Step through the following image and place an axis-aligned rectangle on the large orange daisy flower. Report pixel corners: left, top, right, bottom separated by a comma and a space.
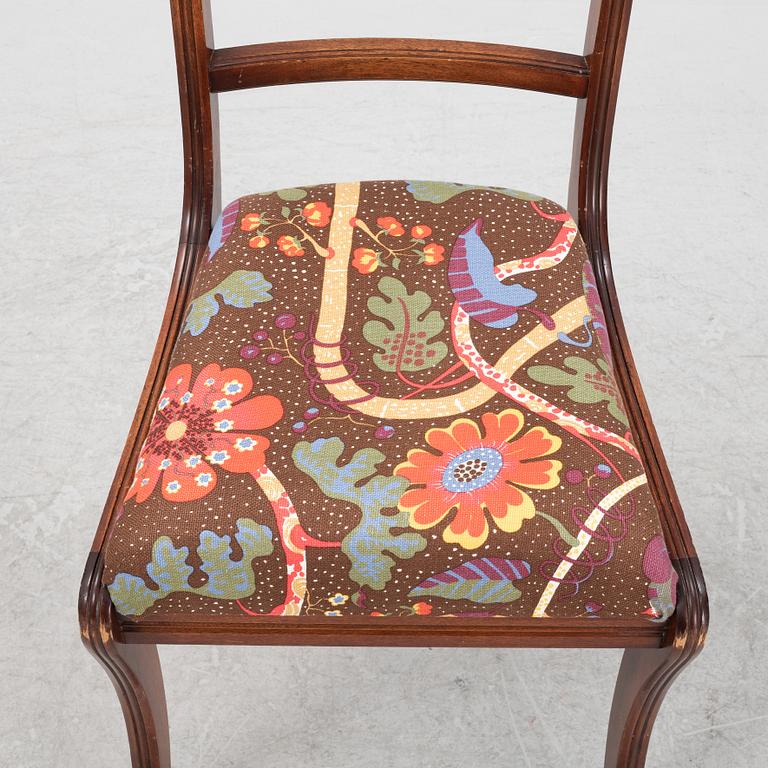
395, 409, 562, 550
125, 363, 283, 503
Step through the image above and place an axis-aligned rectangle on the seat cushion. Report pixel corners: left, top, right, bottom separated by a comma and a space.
103, 180, 677, 622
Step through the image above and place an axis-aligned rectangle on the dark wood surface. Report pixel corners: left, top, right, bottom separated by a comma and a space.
209, 38, 589, 97
120, 615, 666, 649
80, 568, 171, 768
79, 1, 708, 765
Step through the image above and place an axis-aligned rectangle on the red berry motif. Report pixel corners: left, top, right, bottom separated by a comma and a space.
239, 344, 261, 360
374, 425, 395, 439
275, 313, 297, 330
266, 352, 283, 365
565, 468, 584, 485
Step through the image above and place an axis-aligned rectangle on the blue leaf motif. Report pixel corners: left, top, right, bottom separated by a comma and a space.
183, 270, 273, 336
292, 438, 426, 590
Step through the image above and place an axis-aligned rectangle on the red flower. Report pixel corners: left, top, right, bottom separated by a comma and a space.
351, 247, 381, 275
240, 213, 262, 231
395, 409, 562, 549
422, 243, 445, 265
248, 235, 270, 249
126, 363, 283, 503
411, 224, 432, 239
412, 601, 433, 615
277, 235, 305, 258
302, 201, 332, 228
377, 216, 405, 236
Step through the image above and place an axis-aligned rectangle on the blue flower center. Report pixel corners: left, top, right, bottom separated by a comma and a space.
441, 447, 503, 493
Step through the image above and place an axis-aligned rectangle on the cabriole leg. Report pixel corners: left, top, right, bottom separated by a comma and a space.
604, 645, 691, 767
81, 583, 170, 767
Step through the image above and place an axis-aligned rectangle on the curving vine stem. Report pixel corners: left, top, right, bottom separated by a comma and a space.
240, 465, 340, 616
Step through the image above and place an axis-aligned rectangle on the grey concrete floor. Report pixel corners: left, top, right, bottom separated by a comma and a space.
2, 1, 766, 766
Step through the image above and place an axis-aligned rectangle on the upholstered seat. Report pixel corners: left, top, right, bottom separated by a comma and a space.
103, 179, 677, 622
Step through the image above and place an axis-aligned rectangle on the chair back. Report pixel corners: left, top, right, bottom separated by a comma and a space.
170, 0, 634, 274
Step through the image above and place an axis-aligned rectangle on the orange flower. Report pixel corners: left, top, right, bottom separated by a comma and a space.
277, 234, 305, 258
412, 601, 433, 615
248, 235, 270, 249
377, 216, 405, 236
126, 363, 283, 504
395, 409, 562, 550
422, 243, 445, 265
351, 247, 381, 275
302, 201, 332, 228
411, 224, 432, 238
240, 213, 262, 231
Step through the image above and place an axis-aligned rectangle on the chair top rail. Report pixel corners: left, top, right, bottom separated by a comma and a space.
208, 37, 590, 98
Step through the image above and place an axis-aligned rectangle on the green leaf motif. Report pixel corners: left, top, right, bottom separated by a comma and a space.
527, 356, 629, 427
108, 574, 156, 617
648, 578, 676, 622
276, 187, 308, 201
183, 270, 273, 336
146, 539, 193, 593
198, 518, 273, 598
363, 276, 448, 372
292, 437, 426, 591
405, 180, 543, 204
408, 558, 531, 604
107, 518, 274, 616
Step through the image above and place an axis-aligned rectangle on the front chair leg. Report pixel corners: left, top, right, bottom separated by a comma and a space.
80, 577, 170, 768
604, 645, 690, 768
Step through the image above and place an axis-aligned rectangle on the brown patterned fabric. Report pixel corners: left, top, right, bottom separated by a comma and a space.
102, 180, 677, 622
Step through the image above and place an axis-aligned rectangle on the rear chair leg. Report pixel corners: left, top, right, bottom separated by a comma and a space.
81, 578, 170, 768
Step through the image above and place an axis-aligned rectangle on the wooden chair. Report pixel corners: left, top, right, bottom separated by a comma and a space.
79, 1, 708, 766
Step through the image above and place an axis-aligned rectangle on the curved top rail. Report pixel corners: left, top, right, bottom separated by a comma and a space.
208, 37, 590, 98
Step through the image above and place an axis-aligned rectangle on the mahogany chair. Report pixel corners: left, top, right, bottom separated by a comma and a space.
79, 1, 708, 766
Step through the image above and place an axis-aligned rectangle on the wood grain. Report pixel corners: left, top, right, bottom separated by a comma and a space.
209, 38, 590, 97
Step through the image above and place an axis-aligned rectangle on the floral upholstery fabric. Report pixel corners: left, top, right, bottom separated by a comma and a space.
102, 180, 677, 622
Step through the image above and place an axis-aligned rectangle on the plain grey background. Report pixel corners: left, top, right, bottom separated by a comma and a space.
2, 1, 766, 766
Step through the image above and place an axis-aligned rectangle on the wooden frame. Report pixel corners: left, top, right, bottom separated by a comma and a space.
79, 1, 708, 766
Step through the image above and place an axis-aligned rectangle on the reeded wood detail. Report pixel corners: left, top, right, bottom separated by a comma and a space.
209, 38, 590, 97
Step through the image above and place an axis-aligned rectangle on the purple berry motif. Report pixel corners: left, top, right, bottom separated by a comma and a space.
266, 352, 283, 365
275, 313, 297, 330
374, 425, 395, 440
304, 407, 320, 420
293, 331, 306, 341
292, 421, 308, 433
239, 344, 261, 360
252, 330, 268, 342
565, 468, 584, 485
595, 463, 612, 479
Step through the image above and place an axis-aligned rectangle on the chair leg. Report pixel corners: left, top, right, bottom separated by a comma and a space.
95, 641, 171, 768
603, 646, 688, 768
80, 571, 171, 767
